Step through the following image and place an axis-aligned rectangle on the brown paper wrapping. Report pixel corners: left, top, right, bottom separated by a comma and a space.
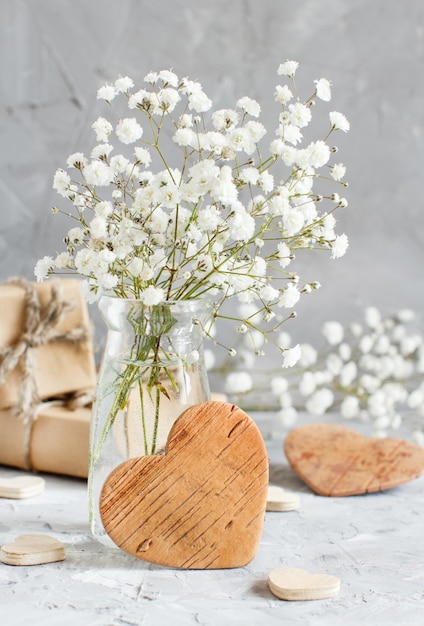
0, 403, 91, 478
0, 279, 97, 411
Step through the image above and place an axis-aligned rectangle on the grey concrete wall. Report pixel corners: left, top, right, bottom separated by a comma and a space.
1, 0, 423, 346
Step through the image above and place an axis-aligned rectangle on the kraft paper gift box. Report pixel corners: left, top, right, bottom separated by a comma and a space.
0, 402, 91, 478
0, 279, 97, 412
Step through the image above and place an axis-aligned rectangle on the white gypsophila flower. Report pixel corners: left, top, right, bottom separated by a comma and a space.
288, 102, 312, 128
110, 154, 130, 174
211, 108, 240, 131
277, 407, 298, 428
139, 285, 165, 306
274, 84, 293, 104
115, 76, 134, 92
278, 283, 300, 309
326, 353, 343, 376
277, 242, 293, 268
400, 334, 422, 356
134, 147, 152, 166
157, 87, 181, 112
225, 371, 253, 394
329, 111, 350, 132
53, 169, 71, 197
239, 166, 260, 185
54, 251, 73, 269
282, 208, 305, 236
339, 361, 357, 387
245, 120, 267, 143
314, 78, 332, 101
331, 233, 349, 259
67, 226, 85, 244
282, 344, 301, 368
299, 372, 316, 396
34, 256, 54, 281
116, 118, 143, 144
298, 343, 318, 368
258, 171, 274, 193
330, 163, 347, 181
95, 201, 113, 218
66, 153, 88, 169
178, 113, 193, 128
237, 96, 261, 118
227, 210, 255, 241
97, 84, 116, 101
271, 376, 289, 395
188, 89, 212, 113
89, 216, 108, 239
158, 69, 179, 87
359, 335, 374, 354
322, 321, 344, 345
340, 395, 360, 419
91, 143, 113, 159
260, 283, 279, 302
305, 388, 334, 415
277, 60, 299, 77
297, 140, 330, 169
92, 117, 113, 142
277, 391, 293, 409
83, 161, 114, 187
364, 306, 382, 329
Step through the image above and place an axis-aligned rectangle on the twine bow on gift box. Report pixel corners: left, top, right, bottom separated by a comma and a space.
0, 277, 91, 423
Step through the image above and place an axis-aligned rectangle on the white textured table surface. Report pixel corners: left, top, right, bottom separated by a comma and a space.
1, 414, 424, 626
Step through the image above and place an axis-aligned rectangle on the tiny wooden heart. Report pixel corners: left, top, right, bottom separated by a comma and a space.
100, 401, 269, 569
268, 566, 340, 601
0, 476, 45, 499
266, 485, 300, 511
284, 423, 424, 496
1, 534, 65, 566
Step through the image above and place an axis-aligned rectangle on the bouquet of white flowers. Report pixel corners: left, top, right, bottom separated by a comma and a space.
36, 60, 349, 369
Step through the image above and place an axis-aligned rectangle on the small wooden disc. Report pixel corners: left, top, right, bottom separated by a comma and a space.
268, 566, 341, 601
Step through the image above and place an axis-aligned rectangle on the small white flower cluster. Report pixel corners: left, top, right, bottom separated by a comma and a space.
36, 62, 349, 366
219, 306, 424, 444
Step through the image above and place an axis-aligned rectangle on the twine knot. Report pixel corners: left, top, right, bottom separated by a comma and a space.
0, 277, 91, 422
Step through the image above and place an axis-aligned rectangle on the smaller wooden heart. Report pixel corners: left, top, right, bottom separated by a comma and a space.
0, 476, 45, 499
268, 566, 340, 601
1, 534, 65, 566
266, 485, 300, 511
100, 401, 269, 569
284, 423, 424, 496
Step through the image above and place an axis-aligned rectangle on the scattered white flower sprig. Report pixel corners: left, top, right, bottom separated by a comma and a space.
215, 306, 424, 444
35, 61, 349, 365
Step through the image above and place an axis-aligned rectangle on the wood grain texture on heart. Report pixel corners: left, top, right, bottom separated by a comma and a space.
100, 401, 269, 569
1, 534, 65, 566
284, 423, 424, 496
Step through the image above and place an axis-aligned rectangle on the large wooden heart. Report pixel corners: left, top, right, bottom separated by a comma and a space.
100, 401, 269, 569
284, 423, 424, 496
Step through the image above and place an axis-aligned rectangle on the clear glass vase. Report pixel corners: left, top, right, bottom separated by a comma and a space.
88, 296, 212, 546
